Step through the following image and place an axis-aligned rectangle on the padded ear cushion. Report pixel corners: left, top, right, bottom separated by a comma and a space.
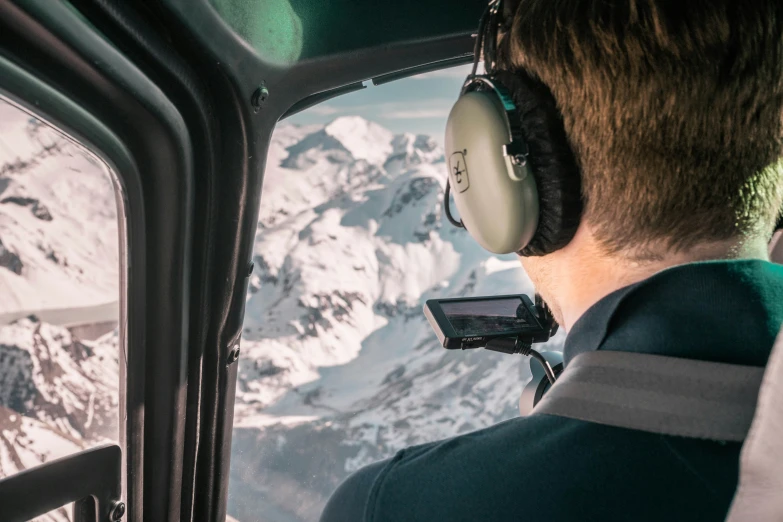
492, 69, 583, 256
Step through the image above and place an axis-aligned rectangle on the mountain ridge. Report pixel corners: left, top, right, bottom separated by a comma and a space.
228, 116, 561, 521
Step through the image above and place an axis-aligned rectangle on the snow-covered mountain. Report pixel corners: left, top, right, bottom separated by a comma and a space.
0, 100, 119, 317
0, 319, 118, 471
0, 319, 118, 522
228, 116, 563, 522
0, 99, 120, 522
0, 101, 562, 522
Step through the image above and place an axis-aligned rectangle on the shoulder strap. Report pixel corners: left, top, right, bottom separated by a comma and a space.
532, 350, 764, 441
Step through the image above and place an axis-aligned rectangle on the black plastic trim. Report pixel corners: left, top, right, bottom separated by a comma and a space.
281, 53, 475, 119
271, 34, 476, 119
0, 0, 195, 520
371, 54, 473, 86
0, 50, 138, 518
281, 81, 367, 120
0, 445, 122, 522
63, 2, 223, 519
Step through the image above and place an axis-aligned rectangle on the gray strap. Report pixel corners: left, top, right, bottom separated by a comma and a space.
532, 351, 764, 441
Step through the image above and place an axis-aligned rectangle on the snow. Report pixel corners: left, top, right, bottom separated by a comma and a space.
228, 115, 562, 522
0, 318, 119, 443
0, 99, 119, 316
323, 116, 394, 165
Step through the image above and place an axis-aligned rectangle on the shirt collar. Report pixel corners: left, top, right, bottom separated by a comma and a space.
563, 260, 783, 367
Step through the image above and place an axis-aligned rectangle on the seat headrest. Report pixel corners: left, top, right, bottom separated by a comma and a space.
725, 326, 783, 521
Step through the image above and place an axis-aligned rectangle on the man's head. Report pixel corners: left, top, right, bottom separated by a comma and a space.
497, 0, 783, 328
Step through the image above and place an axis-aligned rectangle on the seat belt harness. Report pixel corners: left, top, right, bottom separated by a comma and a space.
532, 350, 764, 441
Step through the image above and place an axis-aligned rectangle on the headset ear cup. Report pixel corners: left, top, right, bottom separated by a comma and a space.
493, 70, 583, 256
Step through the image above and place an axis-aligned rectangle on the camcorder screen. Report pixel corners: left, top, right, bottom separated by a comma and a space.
441, 297, 533, 336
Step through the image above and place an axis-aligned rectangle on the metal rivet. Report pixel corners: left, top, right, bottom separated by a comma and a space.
228, 345, 241, 364
108, 501, 125, 521
251, 83, 269, 113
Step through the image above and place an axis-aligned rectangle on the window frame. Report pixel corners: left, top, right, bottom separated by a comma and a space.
0, 53, 130, 522
0, 1, 195, 520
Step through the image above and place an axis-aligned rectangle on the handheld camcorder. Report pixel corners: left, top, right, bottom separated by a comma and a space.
424, 294, 562, 411
424, 294, 551, 350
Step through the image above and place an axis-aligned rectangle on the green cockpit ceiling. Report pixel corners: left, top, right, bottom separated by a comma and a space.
208, 0, 487, 66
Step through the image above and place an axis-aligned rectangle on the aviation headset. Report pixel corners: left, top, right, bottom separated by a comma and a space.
444, 0, 583, 256
446, 0, 783, 253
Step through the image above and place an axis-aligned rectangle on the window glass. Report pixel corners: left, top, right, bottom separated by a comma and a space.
228, 65, 564, 521
29, 504, 74, 522
0, 98, 121, 515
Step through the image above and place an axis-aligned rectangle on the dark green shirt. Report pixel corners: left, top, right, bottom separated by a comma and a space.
321, 260, 783, 522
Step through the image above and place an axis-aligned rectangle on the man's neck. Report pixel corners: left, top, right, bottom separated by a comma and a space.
554, 228, 770, 331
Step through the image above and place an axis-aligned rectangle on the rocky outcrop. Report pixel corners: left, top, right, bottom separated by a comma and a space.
0, 238, 23, 275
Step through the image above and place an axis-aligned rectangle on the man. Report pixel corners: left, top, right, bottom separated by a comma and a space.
321, 1, 783, 520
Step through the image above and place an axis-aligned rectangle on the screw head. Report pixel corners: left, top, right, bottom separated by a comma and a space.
511, 154, 527, 167
251, 84, 269, 113
108, 501, 125, 521
228, 345, 241, 364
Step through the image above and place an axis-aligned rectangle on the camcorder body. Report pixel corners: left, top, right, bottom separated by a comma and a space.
424, 294, 546, 350
424, 294, 562, 412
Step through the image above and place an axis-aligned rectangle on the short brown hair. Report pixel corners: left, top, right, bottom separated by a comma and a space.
499, 0, 783, 256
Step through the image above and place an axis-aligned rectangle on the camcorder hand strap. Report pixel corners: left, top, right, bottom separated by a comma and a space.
532, 350, 764, 442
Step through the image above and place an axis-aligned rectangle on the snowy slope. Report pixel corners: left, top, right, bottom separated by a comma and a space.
0, 320, 118, 522
228, 117, 563, 522
0, 319, 118, 486
0, 99, 120, 522
0, 100, 119, 316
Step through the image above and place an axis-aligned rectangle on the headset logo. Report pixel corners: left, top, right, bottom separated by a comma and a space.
449, 150, 470, 193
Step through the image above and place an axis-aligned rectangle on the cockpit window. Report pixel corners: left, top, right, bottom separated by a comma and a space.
0, 97, 123, 520
227, 66, 564, 522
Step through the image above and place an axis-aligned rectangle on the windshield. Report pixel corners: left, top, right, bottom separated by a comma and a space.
227, 65, 564, 522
